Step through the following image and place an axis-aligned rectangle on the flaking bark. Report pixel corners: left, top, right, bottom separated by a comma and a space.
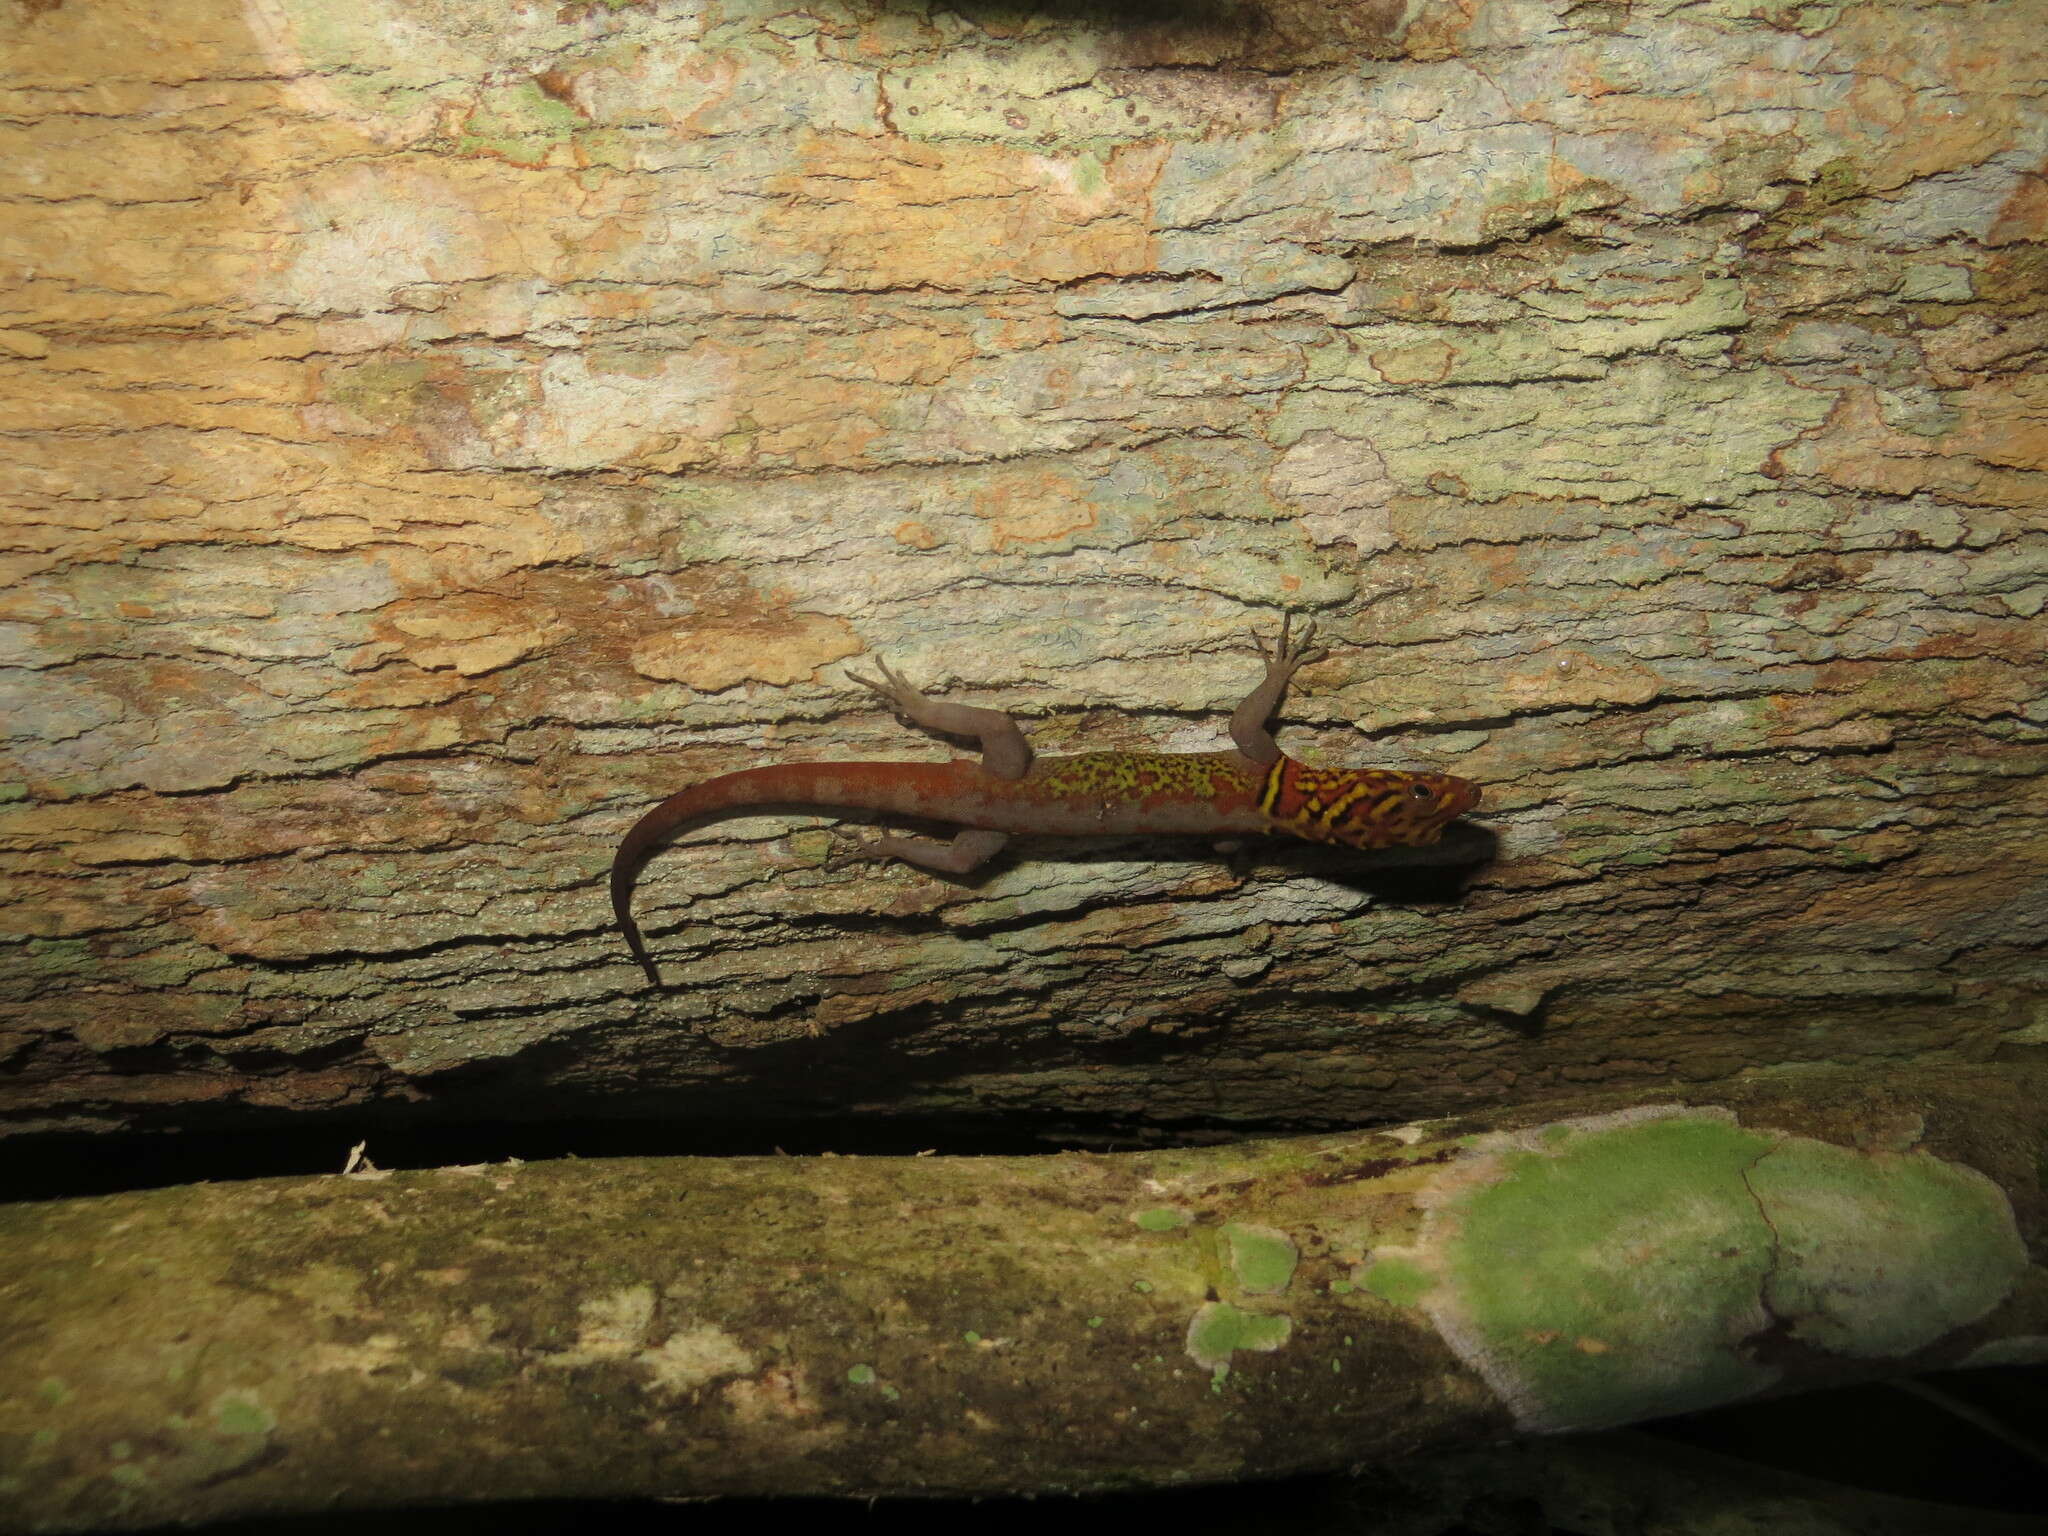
3, 0, 2047, 1138
4, 0, 2048, 1137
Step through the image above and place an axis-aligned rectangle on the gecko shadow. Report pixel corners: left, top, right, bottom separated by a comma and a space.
828, 811, 1499, 905
140, 816, 1497, 1163
594, 815, 1502, 1106
1256, 817, 1499, 903
871, 0, 1421, 73
879, 0, 1244, 29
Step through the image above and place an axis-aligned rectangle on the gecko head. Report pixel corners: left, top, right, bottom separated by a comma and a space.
1283, 767, 1482, 850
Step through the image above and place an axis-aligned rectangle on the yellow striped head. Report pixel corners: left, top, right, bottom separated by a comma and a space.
1258, 757, 1481, 849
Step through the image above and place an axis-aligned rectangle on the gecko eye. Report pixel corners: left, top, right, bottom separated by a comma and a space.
1409, 783, 1432, 799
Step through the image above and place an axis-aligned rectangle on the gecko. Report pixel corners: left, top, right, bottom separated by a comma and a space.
611, 617, 1482, 987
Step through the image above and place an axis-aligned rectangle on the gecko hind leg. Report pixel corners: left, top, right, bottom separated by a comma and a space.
1229, 613, 1329, 766
847, 657, 1033, 780
826, 828, 1010, 875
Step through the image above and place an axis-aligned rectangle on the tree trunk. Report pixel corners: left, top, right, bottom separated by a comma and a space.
3, 0, 2045, 1136
4, 1064, 2045, 1531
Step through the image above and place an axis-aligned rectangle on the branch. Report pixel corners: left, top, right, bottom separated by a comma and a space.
4, 1064, 2044, 1530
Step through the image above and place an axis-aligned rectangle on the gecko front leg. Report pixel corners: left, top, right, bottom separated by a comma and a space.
1229, 614, 1329, 766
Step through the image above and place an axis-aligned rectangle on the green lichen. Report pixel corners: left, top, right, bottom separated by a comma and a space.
1747, 1139, 2027, 1357
356, 862, 401, 897
788, 830, 837, 865
1220, 1223, 1298, 1296
211, 1390, 276, 1437
1359, 1256, 1433, 1308
122, 950, 230, 992
1318, 361, 1834, 505
455, 80, 585, 164
1184, 1300, 1292, 1375
1433, 1113, 1783, 1429
1810, 157, 1867, 206
1396, 1108, 2033, 1433
1132, 1207, 1189, 1232
24, 939, 95, 979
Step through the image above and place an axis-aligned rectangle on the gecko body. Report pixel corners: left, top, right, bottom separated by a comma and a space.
612, 619, 1481, 986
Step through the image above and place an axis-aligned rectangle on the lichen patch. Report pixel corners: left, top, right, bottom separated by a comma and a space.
1378, 1107, 2031, 1432
637, 1325, 756, 1396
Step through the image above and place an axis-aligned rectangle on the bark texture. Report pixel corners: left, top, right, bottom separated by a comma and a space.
3, 1066, 2045, 1531
2, 0, 2046, 1133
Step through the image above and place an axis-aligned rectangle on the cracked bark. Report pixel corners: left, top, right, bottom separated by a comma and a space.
2, 1064, 2043, 1531
1, 8, 2044, 1143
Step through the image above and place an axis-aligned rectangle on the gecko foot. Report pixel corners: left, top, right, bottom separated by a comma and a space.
846, 657, 927, 718
1257, 613, 1328, 683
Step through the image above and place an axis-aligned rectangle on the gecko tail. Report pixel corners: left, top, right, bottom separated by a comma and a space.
618, 909, 664, 989
610, 780, 732, 991
610, 832, 667, 988
611, 782, 723, 991
608, 764, 879, 990
609, 759, 979, 989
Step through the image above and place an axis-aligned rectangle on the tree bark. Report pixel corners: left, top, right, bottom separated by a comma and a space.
1, 6, 2044, 1136
4, 1064, 2044, 1530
